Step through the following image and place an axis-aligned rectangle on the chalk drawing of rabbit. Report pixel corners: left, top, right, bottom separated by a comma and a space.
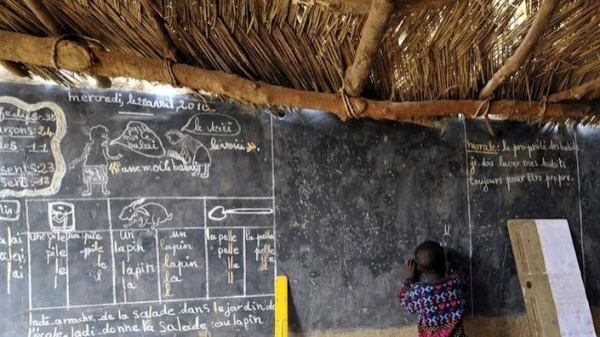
119, 199, 173, 229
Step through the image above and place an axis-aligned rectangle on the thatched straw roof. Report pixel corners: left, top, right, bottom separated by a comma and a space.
0, 0, 599, 124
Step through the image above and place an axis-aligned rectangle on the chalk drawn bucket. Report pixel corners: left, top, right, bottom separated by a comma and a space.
48, 202, 75, 233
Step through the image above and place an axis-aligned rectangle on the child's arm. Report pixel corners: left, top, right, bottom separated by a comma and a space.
69, 144, 91, 168
445, 248, 469, 289
103, 145, 122, 161
397, 259, 418, 313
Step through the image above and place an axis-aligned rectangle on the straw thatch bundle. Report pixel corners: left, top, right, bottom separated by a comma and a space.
0, 0, 599, 124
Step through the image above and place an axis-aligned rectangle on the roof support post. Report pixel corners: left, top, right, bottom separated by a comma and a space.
479, 0, 557, 100
343, 0, 394, 97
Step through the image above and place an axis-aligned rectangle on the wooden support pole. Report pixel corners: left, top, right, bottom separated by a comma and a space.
549, 78, 600, 103
22, 0, 112, 88
343, 0, 394, 97
294, 0, 454, 15
0, 60, 29, 78
0, 30, 597, 123
141, 0, 179, 61
479, 0, 557, 99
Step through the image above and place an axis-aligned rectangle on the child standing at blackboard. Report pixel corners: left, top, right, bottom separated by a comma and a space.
398, 241, 468, 337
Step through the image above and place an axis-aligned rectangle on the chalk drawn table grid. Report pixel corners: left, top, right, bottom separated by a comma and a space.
24, 196, 276, 312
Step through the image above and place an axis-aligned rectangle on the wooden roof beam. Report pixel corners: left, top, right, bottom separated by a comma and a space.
549, 78, 600, 103
0, 29, 597, 124
296, 0, 455, 15
343, 0, 394, 97
22, 0, 112, 88
479, 0, 558, 100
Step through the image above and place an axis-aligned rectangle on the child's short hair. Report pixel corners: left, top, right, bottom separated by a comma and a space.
414, 241, 445, 275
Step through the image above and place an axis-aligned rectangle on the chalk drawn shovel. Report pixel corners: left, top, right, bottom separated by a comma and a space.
208, 206, 273, 221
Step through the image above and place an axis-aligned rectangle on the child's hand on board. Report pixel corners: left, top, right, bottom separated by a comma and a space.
404, 259, 418, 281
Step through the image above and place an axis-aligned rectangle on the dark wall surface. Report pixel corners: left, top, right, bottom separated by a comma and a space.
0, 83, 598, 336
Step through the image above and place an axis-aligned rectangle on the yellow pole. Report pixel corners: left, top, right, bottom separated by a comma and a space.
275, 275, 288, 337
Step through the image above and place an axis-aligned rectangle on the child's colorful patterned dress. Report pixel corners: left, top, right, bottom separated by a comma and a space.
398, 272, 468, 337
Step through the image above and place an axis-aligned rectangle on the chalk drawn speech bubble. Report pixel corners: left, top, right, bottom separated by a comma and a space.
182, 113, 240, 137
0, 96, 67, 197
110, 121, 166, 158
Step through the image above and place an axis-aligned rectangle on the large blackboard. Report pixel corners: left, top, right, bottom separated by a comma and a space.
0, 83, 275, 337
0, 83, 599, 336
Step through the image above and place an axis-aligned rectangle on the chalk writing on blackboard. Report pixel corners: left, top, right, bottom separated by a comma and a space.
70, 125, 122, 196
467, 139, 578, 192
182, 113, 241, 137
67, 91, 215, 114
0, 200, 20, 221
0, 223, 26, 295
111, 121, 166, 158
27, 299, 273, 335
119, 198, 173, 229
0, 97, 66, 197
126, 94, 174, 110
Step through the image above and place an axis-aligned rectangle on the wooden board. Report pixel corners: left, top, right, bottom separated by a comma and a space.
508, 219, 595, 336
